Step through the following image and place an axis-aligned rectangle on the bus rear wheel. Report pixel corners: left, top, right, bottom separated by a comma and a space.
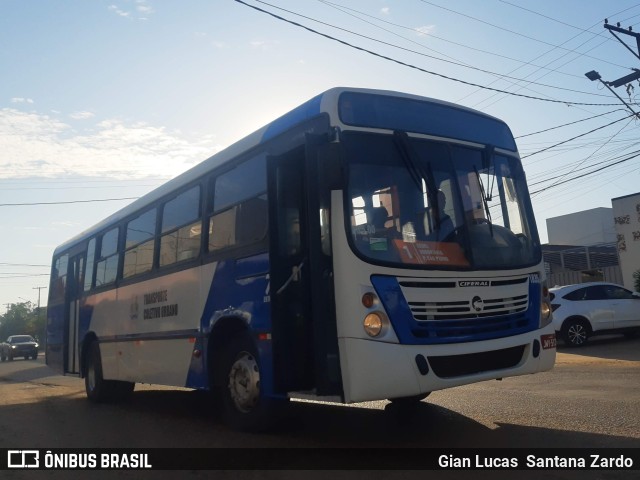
221, 335, 284, 432
85, 341, 134, 403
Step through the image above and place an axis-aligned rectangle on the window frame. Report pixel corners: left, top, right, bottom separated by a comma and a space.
159, 184, 204, 268
123, 208, 158, 280
95, 227, 121, 288
206, 154, 269, 256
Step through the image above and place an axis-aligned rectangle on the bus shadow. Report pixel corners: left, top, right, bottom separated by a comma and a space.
1, 386, 639, 452
111, 389, 640, 449
279, 400, 640, 448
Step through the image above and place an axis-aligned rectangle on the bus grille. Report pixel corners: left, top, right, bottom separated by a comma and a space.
411, 312, 530, 339
428, 345, 526, 378
409, 294, 528, 320
397, 275, 533, 341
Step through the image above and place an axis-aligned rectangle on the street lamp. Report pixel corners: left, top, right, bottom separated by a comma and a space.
585, 70, 640, 119
585, 70, 602, 81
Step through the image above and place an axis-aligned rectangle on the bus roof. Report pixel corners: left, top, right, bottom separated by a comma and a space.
53, 87, 515, 256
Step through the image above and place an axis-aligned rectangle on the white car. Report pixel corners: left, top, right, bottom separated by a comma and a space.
550, 282, 640, 347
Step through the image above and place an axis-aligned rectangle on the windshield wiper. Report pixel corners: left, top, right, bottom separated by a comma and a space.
484, 145, 496, 202
474, 165, 494, 237
393, 130, 440, 218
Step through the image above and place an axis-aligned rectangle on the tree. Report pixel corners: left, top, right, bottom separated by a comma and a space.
634, 269, 640, 293
0, 302, 45, 342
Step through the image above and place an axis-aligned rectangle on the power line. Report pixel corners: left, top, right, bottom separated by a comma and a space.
530, 149, 640, 194
456, 3, 639, 106
515, 109, 625, 138
520, 114, 636, 159
0, 274, 50, 279
498, 0, 622, 39
529, 133, 639, 187
523, 138, 640, 168
472, 36, 611, 110
235, 0, 627, 107
317, 0, 613, 112
0, 263, 49, 267
0, 184, 159, 191
253, 0, 610, 98
316, 0, 585, 80
0, 197, 139, 207
538, 117, 636, 190
418, 0, 628, 69
530, 151, 639, 188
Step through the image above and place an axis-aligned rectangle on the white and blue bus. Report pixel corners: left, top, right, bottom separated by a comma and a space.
46, 87, 556, 430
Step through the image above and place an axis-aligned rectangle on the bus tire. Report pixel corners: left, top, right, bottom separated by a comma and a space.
385, 393, 430, 421
388, 393, 430, 404
85, 341, 135, 403
221, 335, 282, 432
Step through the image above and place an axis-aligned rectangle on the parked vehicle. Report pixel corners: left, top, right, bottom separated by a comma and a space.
550, 282, 640, 347
0, 335, 39, 361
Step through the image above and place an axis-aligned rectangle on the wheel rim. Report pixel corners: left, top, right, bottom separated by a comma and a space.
87, 361, 96, 393
567, 323, 587, 345
228, 351, 260, 413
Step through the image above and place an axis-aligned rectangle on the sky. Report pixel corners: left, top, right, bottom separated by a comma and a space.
2, 0, 640, 310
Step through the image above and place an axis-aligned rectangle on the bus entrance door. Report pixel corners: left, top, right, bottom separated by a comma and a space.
268, 149, 315, 393
64, 254, 83, 374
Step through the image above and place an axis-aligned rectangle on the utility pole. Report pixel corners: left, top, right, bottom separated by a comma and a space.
33, 286, 46, 311
33, 286, 47, 345
584, 19, 640, 117
604, 19, 640, 62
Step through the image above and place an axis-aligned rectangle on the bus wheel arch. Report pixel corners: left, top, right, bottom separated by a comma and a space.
80, 332, 99, 379
207, 316, 249, 390
83, 337, 134, 403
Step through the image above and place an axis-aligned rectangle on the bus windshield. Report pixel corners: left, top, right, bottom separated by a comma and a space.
345, 131, 540, 270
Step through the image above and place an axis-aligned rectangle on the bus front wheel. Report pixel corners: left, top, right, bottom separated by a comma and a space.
385, 393, 430, 420
85, 341, 134, 403
221, 335, 284, 432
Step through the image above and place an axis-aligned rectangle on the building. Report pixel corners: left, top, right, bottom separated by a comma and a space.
611, 192, 640, 291
546, 207, 616, 246
544, 207, 622, 288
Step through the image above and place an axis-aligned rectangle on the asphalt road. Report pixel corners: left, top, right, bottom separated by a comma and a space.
0, 334, 638, 480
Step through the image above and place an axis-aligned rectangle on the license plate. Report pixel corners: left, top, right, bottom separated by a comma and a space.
541, 334, 556, 349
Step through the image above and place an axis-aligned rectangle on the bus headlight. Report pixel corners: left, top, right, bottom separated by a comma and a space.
540, 283, 552, 328
363, 311, 389, 337
541, 300, 552, 325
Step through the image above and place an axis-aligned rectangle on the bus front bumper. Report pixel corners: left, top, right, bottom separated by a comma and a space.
338, 325, 556, 403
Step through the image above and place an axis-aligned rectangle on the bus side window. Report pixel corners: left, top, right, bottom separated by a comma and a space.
207, 155, 267, 253
49, 254, 69, 305
123, 209, 157, 279
208, 194, 268, 251
95, 227, 120, 287
160, 186, 202, 266
84, 238, 96, 292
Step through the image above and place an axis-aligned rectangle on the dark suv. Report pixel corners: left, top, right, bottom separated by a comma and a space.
1, 335, 39, 361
